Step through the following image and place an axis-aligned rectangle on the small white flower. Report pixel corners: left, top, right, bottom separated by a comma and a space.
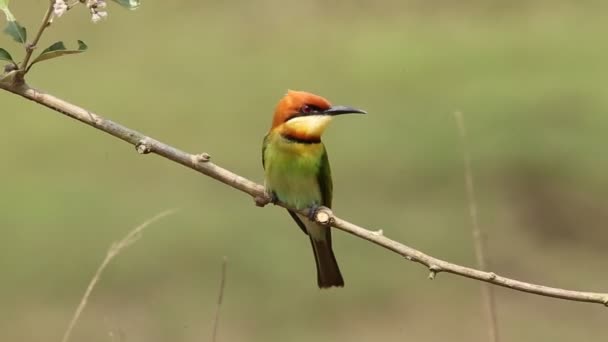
86, 0, 106, 9
87, 0, 109, 23
91, 11, 107, 23
53, 0, 68, 17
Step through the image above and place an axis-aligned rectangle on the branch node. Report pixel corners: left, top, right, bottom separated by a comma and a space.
488, 272, 497, 280
135, 140, 152, 154
428, 265, 442, 280
25, 43, 36, 53
314, 207, 333, 226
254, 195, 271, 207
195, 152, 211, 162
603, 297, 608, 307
373, 229, 384, 236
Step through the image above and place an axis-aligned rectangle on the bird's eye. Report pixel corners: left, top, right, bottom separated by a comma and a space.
300, 105, 312, 114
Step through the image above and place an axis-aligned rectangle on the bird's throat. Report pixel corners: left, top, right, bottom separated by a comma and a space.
280, 115, 332, 142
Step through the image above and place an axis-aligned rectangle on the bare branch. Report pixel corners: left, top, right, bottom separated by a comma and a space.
60, 209, 178, 342
211, 257, 228, 342
2, 79, 608, 307
454, 111, 500, 342
20, 0, 55, 77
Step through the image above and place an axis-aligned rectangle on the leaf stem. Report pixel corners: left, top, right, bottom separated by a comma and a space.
67, 1, 81, 11
20, 0, 55, 76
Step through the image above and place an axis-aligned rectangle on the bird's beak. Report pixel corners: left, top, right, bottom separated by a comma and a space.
322, 105, 367, 116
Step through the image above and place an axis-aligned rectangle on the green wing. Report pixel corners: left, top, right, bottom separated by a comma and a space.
317, 145, 333, 208
286, 146, 332, 236
262, 133, 269, 170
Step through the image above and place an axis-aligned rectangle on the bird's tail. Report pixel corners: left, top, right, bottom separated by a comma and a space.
309, 236, 344, 288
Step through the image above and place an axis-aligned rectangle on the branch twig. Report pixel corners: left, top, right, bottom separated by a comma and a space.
1, 79, 608, 307
211, 257, 228, 342
60, 209, 178, 342
20, 0, 55, 75
454, 112, 500, 342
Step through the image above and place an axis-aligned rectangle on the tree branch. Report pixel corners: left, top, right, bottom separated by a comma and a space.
1, 76, 607, 307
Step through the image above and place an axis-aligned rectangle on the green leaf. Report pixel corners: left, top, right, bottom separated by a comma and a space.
111, 0, 140, 10
0, 47, 14, 63
28, 40, 88, 69
3, 20, 26, 43
1, 2, 27, 44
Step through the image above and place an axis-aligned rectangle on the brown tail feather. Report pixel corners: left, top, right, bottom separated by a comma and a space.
309, 237, 344, 288
287, 210, 344, 288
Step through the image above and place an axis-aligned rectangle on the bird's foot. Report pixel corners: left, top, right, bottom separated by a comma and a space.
269, 192, 279, 204
307, 203, 321, 221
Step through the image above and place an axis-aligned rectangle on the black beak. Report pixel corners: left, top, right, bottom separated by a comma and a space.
322, 105, 367, 116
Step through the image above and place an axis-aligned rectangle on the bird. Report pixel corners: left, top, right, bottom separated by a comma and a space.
262, 90, 366, 288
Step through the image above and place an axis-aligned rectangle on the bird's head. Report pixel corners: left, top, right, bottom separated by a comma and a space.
271, 90, 366, 141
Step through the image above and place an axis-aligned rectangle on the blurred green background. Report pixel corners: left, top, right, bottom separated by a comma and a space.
1, 1, 607, 341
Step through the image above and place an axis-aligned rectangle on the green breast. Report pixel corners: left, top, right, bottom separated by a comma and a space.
263, 133, 330, 210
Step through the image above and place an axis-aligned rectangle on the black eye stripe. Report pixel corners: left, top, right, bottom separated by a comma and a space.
285, 105, 325, 122
300, 104, 323, 115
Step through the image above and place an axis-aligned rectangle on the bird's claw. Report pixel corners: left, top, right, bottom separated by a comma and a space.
269, 192, 279, 205
307, 204, 320, 221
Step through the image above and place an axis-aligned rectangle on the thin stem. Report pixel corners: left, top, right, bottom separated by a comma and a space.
454, 112, 500, 342
211, 257, 228, 342
20, 0, 55, 75
67, 1, 81, 11
60, 209, 178, 342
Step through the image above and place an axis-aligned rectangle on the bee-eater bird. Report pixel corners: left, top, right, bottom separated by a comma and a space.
262, 90, 366, 288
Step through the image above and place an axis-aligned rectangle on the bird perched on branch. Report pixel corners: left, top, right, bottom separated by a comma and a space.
262, 90, 366, 288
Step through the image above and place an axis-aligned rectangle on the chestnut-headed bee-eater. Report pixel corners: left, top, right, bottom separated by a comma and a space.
262, 90, 366, 288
